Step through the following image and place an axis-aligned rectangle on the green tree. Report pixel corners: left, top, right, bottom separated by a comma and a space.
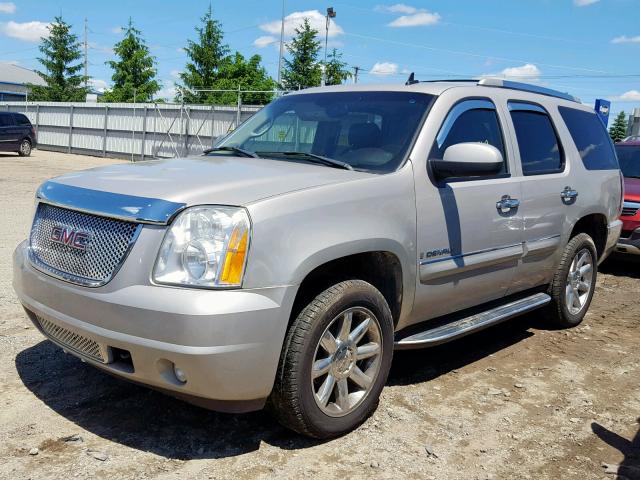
211, 53, 276, 105
324, 48, 351, 86
29, 16, 87, 101
609, 111, 628, 143
176, 5, 229, 104
281, 18, 322, 90
103, 18, 160, 102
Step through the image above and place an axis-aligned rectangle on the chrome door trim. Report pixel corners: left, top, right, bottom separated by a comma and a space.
36, 181, 187, 225
419, 243, 524, 283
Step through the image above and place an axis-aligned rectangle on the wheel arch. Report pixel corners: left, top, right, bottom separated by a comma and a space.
568, 213, 608, 260
289, 247, 406, 329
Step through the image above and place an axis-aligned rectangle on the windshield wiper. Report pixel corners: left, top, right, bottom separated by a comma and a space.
257, 151, 353, 170
203, 146, 260, 158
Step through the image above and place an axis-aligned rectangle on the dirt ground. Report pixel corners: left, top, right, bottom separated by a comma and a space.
0, 149, 638, 480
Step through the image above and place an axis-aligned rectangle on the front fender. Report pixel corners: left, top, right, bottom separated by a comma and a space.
244, 165, 417, 324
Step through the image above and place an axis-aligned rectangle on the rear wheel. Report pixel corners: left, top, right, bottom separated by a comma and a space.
269, 280, 394, 438
546, 233, 597, 328
18, 139, 32, 157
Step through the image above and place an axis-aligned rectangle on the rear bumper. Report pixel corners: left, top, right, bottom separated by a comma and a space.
602, 219, 624, 263
616, 227, 640, 255
12, 241, 295, 412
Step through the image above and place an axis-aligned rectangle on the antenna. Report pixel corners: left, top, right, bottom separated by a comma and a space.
405, 72, 418, 86
83, 17, 88, 90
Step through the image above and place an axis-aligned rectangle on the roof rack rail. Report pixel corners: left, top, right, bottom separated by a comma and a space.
477, 78, 580, 103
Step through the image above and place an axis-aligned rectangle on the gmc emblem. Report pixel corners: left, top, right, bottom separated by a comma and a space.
50, 225, 92, 251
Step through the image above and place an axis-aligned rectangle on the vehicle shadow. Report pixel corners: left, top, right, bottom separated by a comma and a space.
600, 254, 640, 280
14, 341, 321, 459
15, 313, 541, 459
388, 312, 537, 386
592, 421, 640, 479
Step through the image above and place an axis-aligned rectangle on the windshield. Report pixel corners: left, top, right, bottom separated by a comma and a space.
214, 91, 435, 173
615, 145, 640, 178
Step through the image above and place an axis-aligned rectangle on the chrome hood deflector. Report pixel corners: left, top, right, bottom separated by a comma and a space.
37, 181, 186, 225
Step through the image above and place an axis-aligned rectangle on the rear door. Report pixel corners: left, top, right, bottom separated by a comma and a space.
504, 101, 578, 292
0, 113, 16, 151
412, 97, 524, 321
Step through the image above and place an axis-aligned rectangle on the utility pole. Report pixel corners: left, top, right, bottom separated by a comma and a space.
276, 0, 285, 90
83, 17, 88, 90
322, 7, 336, 86
353, 66, 361, 84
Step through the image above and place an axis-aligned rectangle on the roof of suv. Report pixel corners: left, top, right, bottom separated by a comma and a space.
291, 78, 584, 106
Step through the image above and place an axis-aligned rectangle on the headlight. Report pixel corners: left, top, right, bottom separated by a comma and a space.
153, 206, 251, 288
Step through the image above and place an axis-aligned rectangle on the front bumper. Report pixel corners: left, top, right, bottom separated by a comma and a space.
13, 241, 295, 412
616, 227, 640, 255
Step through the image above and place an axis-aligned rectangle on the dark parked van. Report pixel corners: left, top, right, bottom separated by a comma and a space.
0, 112, 37, 156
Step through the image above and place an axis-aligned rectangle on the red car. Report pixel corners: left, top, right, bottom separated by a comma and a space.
615, 137, 640, 255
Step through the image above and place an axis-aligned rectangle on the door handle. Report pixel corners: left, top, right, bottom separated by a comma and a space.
496, 195, 520, 213
561, 186, 579, 203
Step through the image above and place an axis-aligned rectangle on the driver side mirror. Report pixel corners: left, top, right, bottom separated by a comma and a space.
429, 143, 504, 182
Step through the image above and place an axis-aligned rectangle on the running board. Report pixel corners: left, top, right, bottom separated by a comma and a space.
395, 293, 551, 350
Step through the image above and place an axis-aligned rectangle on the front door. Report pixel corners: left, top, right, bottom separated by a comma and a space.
411, 98, 524, 322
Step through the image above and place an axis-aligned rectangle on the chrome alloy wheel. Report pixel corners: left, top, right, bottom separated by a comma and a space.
311, 307, 383, 417
565, 248, 594, 315
20, 139, 31, 156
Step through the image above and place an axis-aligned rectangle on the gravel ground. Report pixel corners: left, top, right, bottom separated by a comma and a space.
0, 149, 638, 480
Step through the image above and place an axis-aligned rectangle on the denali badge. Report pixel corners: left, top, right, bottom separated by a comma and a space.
50, 225, 92, 251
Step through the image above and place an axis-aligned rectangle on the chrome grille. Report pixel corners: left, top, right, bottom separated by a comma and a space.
29, 203, 140, 287
36, 316, 105, 363
621, 207, 639, 217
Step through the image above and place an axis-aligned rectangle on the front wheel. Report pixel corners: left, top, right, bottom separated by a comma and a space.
545, 233, 597, 328
269, 280, 394, 438
18, 139, 32, 157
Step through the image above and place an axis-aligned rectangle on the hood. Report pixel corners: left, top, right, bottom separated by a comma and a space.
49, 156, 371, 207
624, 176, 640, 202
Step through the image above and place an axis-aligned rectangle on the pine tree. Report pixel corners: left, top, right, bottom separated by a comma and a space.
609, 111, 628, 143
103, 19, 160, 102
176, 5, 229, 104
29, 16, 87, 101
213, 53, 276, 105
324, 48, 351, 86
281, 18, 322, 90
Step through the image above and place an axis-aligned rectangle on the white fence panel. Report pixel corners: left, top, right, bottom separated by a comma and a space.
0, 101, 262, 160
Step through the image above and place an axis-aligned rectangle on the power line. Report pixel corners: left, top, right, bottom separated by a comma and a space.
343, 32, 622, 75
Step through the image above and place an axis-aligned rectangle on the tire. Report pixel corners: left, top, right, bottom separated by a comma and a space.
545, 233, 598, 328
18, 139, 32, 157
269, 280, 394, 438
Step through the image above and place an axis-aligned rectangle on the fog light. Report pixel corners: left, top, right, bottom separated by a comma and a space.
173, 365, 187, 383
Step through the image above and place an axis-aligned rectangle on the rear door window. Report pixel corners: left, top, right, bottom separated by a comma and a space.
509, 102, 563, 175
558, 106, 619, 170
0, 113, 15, 127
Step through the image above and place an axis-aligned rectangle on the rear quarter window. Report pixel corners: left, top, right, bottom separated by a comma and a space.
14, 113, 31, 126
558, 106, 619, 170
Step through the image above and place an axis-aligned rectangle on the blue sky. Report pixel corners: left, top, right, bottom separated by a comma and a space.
1, 0, 639, 120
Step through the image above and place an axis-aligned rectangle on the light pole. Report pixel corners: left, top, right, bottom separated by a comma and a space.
322, 7, 336, 86
276, 0, 285, 91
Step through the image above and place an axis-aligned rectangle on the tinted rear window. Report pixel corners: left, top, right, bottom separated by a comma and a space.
615, 145, 640, 178
0, 113, 14, 127
13, 113, 31, 126
558, 107, 618, 170
510, 109, 563, 175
